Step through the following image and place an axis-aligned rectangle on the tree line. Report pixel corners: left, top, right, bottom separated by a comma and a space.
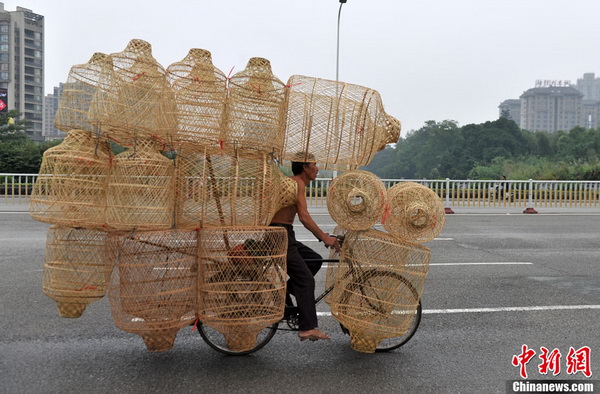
362, 117, 600, 180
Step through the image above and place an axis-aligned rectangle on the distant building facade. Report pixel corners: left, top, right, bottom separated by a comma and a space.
43, 84, 65, 140
499, 74, 600, 132
0, 2, 44, 141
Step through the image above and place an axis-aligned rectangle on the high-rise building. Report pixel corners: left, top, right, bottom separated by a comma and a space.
576, 73, 600, 101
519, 86, 584, 133
498, 99, 521, 127
43, 84, 65, 140
0, 3, 44, 141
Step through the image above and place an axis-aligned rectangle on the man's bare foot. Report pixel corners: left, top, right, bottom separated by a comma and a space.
298, 329, 330, 341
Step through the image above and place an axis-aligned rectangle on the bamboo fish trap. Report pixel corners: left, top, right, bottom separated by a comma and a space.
197, 227, 287, 352
107, 229, 198, 352
328, 229, 430, 353
30, 129, 111, 228
43, 226, 112, 318
383, 182, 446, 243
167, 48, 227, 150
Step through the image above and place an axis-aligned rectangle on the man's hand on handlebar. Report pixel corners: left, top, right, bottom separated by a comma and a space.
322, 233, 341, 253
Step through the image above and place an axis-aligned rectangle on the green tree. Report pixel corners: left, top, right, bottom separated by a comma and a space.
0, 110, 30, 143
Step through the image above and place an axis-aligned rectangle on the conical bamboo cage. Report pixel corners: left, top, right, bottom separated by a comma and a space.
328, 229, 430, 353
174, 147, 279, 229
54, 52, 114, 133
43, 226, 111, 318
91, 39, 176, 145
383, 182, 446, 243
327, 170, 386, 230
30, 129, 111, 228
282, 75, 400, 170
271, 169, 297, 215
197, 227, 287, 352
224, 57, 286, 156
167, 48, 227, 150
105, 137, 175, 230
107, 229, 198, 352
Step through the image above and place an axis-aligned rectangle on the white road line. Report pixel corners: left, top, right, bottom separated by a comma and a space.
317, 305, 600, 317
297, 237, 454, 242
430, 262, 532, 266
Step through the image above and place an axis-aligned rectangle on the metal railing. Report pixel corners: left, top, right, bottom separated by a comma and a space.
3, 173, 600, 210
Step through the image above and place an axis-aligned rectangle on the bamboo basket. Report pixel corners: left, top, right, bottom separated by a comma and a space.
224, 57, 286, 156
167, 48, 227, 150
282, 75, 400, 170
91, 39, 176, 146
107, 229, 198, 352
43, 226, 111, 318
328, 229, 430, 353
271, 171, 297, 215
174, 147, 279, 229
327, 170, 386, 230
54, 52, 114, 133
30, 129, 111, 228
105, 137, 175, 230
383, 182, 446, 243
197, 227, 287, 352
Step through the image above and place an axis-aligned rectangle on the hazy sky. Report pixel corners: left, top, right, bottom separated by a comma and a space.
3, 0, 600, 135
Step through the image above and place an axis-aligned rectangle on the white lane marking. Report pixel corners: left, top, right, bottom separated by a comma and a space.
317, 305, 600, 317
297, 237, 453, 242
430, 262, 532, 266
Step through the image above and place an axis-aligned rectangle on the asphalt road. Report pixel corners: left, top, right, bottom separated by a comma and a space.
1, 209, 599, 394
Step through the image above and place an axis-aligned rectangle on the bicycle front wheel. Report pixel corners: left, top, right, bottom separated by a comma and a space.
197, 322, 279, 356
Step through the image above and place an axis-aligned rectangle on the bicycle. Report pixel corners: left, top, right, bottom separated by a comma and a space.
197, 235, 423, 355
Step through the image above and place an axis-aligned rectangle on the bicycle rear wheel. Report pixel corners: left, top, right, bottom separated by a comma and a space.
374, 300, 421, 352
197, 322, 279, 356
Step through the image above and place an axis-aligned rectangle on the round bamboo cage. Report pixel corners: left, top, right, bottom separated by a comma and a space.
107, 229, 198, 352
54, 52, 114, 133
383, 182, 446, 243
167, 48, 227, 150
105, 137, 175, 230
30, 129, 112, 228
282, 75, 400, 170
328, 229, 431, 353
327, 170, 386, 230
43, 226, 111, 318
197, 226, 287, 352
174, 147, 279, 229
224, 57, 286, 156
92, 39, 176, 145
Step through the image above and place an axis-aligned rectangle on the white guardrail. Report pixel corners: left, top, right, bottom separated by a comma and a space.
2, 174, 600, 210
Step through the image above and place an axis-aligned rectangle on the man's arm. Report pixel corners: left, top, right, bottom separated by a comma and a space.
295, 179, 340, 251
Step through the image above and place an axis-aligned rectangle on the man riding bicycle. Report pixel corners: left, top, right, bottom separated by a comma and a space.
270, 153, 341, 342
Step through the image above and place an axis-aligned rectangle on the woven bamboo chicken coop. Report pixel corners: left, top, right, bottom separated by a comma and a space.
167, 48, 227, 150
224, 57, 286, 156
107, 230, 198, 352
43, 226, 112, 318
282, 75, 400, 170
328, 229, 431, 353
29, 129, 112, 228
174, 147, 279, 229
327, 170, 387, 230
89, 39, 176, 145
197, 227, 287, 352
54, 52, 114, 133
105, 137, 175, 230
383, 182, 446, 243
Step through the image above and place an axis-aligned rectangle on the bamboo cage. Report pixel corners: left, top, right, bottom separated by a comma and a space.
167, 48, 227, 150
174, 147, 279, 229
282, 75, 400, 170
107, 229, 198, 352
328, 229, 430, 353
90, 39, 176, 146
43, 226, 111, 318
30, 129, 112, 228
105, 137, 175, 230
224, 57, 286, 156
327, 170, 387, 230
271, 170, 298, 214
324, 224, 348, 305
54, 52, 114, 133
197, 227, 287, 352
383, 182, 446, 243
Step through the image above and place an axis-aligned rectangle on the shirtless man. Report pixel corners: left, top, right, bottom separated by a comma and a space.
270, 157, 341, 341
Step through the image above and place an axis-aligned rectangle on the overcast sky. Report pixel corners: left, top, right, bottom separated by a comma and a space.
3, 0, 600, 135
